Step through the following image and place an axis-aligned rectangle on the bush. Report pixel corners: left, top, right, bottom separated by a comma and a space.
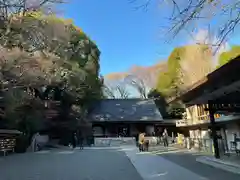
15, 135, 29, 153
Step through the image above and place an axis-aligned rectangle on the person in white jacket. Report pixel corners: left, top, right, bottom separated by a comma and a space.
31, 132, 40, 152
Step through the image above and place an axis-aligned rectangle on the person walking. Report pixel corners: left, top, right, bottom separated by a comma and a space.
163, 129, 169, 147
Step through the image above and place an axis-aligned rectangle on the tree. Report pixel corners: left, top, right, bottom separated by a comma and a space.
0, 47, 61, 132
128, 63, 165, 88
0, 12, 103, 136
103, 83, 130, 99
155, 44, 213, 96
218, 46, 240, 67
148, 89, 169, 118
105, 61, 164, 98
156, 47, 184, 96
178, 45, 214, 89
115, 85, 130, 99
148, 89, 185, 119
124, 75, 148, 99
131, 0, 240, 48
103, 85, 116, 99
0, 0, 64, 20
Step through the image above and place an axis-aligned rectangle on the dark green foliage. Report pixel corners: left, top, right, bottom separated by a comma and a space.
15, 135, 29, 153
156, 47, 185, 96
148, 89, 185, 119
0, 12, 103, 134
148, 89, 168, 118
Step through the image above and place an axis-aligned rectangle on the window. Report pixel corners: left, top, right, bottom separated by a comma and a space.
197, 104, 209, 120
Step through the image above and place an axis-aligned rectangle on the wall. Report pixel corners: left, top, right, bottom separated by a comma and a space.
94, 137, 136, 146
92, 126, 104, 137
36, 135, 49, 146
145, 125, 154, 135
94, 136, 159, 147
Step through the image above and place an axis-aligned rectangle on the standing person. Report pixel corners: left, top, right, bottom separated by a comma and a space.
138, 132, 145, 151
31, 132, 40, 152
79, 131, 84, 150
163, 129, 169, 147
72, 132, 77, 149
145, 140, 149, 151
135, 133, 139, 147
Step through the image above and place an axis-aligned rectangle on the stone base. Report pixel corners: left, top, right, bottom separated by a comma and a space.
94, 137, 136, 147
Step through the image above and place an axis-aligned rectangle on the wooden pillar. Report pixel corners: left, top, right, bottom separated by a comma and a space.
208, 101, 220, 159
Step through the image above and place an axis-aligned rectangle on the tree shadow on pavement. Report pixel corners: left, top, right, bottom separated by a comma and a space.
158, 151, 240, 180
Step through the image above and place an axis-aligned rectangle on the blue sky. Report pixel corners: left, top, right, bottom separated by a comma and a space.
62, 0, 240, 76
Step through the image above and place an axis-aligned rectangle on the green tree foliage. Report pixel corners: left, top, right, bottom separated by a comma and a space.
0, 11, 103, 135
148, 89, 184, 119
156, 47, 185, 96
148, 89, 168, 118
156, 45, 212, 96
218, 46, 240, 67
154, 45, 211, 118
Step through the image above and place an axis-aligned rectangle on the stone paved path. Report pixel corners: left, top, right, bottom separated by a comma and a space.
144, 145, 240, 180
1, 146, 240, 180
0, 148, 143, 180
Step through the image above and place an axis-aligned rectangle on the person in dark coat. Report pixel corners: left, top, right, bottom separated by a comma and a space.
163, 129, 168, 147
72, 132, 77, 149
144, 140, 149, 151
135, 134, 139, 147
78, 131, 84, 150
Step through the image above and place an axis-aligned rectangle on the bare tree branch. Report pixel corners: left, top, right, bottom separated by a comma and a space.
125, 75, 147, 99
131, 0, 240, 48
103, 85, 116, 99
0, 0, 65, 21
116, 85, 130, 99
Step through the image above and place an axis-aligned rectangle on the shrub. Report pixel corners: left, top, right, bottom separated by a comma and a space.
15, 135, 29, 153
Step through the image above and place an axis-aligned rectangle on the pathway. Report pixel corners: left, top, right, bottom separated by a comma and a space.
136, 145, 240, 180
0, 146, 240, 180
0, 148, 142, 180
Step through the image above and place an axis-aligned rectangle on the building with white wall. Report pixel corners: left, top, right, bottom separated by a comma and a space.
168, 57, 240, 157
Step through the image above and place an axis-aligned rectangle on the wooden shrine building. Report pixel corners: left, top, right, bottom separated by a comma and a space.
168, 56, 240, 158
87, 99, 175, 137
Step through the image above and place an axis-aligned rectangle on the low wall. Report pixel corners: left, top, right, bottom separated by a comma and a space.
94, 137, 135, 147
36, 135, 49, 147
94, 136, 159, 147
144, 136, 158, 146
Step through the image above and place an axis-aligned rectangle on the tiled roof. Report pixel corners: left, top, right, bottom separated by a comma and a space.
87, 99, 163, 122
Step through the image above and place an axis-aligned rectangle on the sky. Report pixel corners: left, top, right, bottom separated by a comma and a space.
62, 0, 185, 75
62, 0, 240, 76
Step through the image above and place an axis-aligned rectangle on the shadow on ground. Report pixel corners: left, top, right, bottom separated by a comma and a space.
157, 150, 240, 180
